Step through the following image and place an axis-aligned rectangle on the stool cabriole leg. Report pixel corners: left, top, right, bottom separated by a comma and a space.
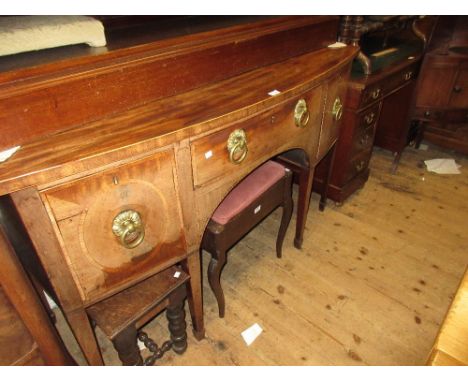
276, 171, 294, 258
207, 249, 227, 318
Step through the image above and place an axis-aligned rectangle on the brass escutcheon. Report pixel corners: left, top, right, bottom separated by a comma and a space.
112, 210, 145, 249
332, 97, 343, 121
227, 129, 248, 164
294, 99, 310, 128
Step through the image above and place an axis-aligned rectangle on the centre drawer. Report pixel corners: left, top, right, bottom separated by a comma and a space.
190, 85, 324, 188
41, 149, 187, 304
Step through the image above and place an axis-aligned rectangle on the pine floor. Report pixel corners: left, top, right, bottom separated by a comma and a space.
58, 143, 468, 366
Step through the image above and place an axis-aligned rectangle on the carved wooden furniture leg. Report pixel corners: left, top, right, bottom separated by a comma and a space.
319, 143, 337, 212
112, 325, 143, 366
167, 285, 188, 354
391, 151, 402, 174
276, 169, 294, 258
274, 151, 318, 250
294, 166, 314, 249
182, 252, 205, 340
207, 248, 228, 318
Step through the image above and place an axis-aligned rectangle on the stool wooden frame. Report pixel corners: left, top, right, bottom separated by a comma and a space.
201, 163, 293, 318
86, 266, 189, 366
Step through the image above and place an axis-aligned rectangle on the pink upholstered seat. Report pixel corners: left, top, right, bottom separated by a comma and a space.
211, 160, 286, 225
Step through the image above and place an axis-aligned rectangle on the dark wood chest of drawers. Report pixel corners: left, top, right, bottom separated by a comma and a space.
413, 16, 468, 154
314, 56, 420, 203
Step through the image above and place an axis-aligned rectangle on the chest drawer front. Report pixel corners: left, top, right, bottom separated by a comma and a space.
42, 150, 186, 304
449, 68, 468, 109
413, 108, 445, 122
350, 102, 381, 156
361, 61, 419, 108
343, 149, 372, 184
190, 85, 324, 187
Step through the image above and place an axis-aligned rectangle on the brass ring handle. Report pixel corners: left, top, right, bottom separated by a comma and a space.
112, 210, 145, 249
404, 71, 413, 81
227, 129, 248, 164
332, 97, 343, 121
371, 88, 381, 99
355, 161, 365, 172
294, 99, 310, 128
364, 112, 375, 125
360, 134, 370, 146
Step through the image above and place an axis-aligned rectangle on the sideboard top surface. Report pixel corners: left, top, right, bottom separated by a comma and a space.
0, 45, 358, 196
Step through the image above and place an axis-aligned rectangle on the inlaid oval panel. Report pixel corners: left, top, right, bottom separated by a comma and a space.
81, 180, 168, 270
42, 149, 187, 304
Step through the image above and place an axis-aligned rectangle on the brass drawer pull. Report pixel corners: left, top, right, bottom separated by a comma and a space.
227, 129, 248, 164
355, 160, 366, 172
453, 85, 462, 93
404, 71, 413, 81
294, 99, 310, 128
360, 134, 370, 146
371, 88, 381, 99
112, 210, 145, 249
332, 97, 343, 121
364, 112, 375, 125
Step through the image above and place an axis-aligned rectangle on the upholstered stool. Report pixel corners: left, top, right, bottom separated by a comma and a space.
86, 266, 189, 366
275, 144, 336, 249
201, 160, 293, 318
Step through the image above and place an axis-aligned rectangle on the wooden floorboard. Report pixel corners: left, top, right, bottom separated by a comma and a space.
57, 143, 468, 365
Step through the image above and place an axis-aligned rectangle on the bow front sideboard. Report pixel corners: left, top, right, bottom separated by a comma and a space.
0, 16, 358, 365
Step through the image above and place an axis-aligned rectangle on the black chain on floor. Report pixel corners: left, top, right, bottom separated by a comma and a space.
137, 331, 173, 366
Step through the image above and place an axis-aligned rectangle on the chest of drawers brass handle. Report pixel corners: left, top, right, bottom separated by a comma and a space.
360, 134, 370, 146
332, 97, 343, 121
371, 88, 381, 99
294, 99, 310, 128
364, 112, 375, 125
227, 129, 248, 164
112, 210, 145, 249
355, 160, 365, 172
404, 71, 413, 81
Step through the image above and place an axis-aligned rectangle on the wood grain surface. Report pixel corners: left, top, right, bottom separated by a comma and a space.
57, 143, 468, 365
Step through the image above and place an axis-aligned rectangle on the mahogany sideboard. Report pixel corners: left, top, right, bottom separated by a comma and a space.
0, 16, 357, 365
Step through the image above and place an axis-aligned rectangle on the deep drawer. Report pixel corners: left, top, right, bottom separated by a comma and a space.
42, 150, 187, 304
